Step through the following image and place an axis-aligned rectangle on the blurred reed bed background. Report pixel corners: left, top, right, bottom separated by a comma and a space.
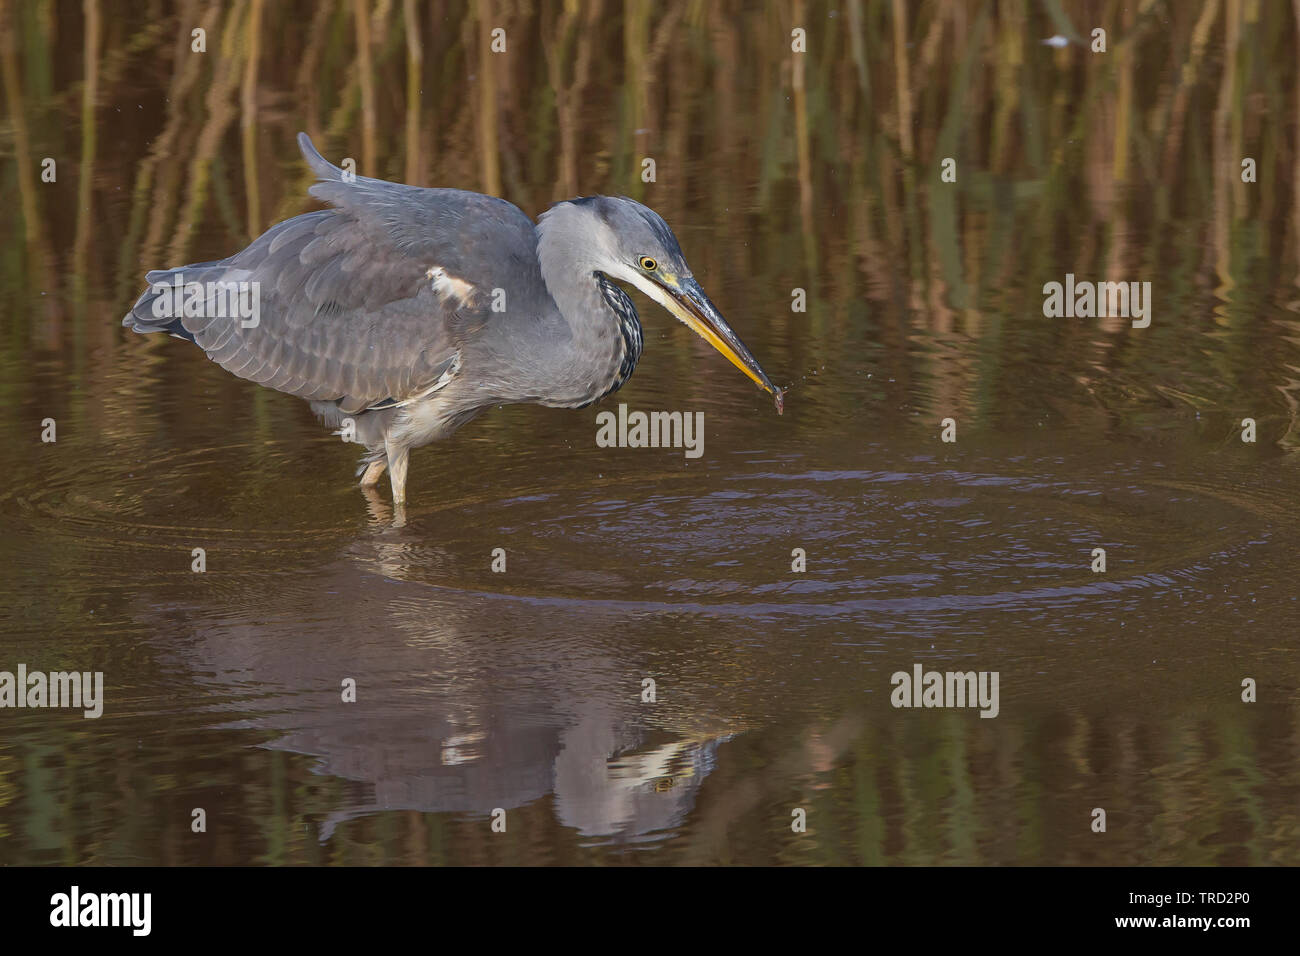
0, 0, 1298, 442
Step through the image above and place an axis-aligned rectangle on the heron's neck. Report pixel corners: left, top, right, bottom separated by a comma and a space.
537, 217, 604, 328
534, 229, 642, 407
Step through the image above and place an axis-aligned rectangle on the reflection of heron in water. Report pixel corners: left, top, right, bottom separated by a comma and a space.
124, 134, 784, 514
140, 528, 745, 844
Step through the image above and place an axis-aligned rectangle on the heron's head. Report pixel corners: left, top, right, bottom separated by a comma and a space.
540, 196, 784, 412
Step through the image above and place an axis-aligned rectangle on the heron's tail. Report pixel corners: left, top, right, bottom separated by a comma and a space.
121, 262, 226, 340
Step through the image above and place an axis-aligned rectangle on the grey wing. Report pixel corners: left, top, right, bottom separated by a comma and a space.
124, 132, 541, 414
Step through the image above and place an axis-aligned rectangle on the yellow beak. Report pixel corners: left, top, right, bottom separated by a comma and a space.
662, 277, 786, 414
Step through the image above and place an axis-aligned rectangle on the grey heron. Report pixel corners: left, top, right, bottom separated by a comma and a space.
124, 133, 784, 506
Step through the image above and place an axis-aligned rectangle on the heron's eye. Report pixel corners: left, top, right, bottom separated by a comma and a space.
639, 256, 657, 272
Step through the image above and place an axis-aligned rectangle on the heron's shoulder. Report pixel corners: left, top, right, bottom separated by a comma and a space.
420, 188, 538, 234
295, 132, 536, 241
306, 178, 533, 231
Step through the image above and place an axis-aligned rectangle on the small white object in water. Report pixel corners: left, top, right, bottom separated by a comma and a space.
1041, 35, 1069, 47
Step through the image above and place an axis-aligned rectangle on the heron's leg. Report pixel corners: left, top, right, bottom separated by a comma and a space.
385, 441, 410, 505
359, 458, 387, 487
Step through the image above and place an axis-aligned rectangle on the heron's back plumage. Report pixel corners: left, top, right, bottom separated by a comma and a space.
124, 133, 544, 416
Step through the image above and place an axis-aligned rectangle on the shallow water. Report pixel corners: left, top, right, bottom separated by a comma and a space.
0, 2, 1298, 865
